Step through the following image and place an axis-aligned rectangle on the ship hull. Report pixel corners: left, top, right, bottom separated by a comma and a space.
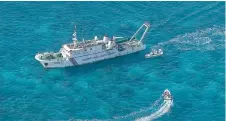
35, 44, 146, 68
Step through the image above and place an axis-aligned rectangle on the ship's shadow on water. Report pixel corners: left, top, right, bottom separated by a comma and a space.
62, 52, 146, 76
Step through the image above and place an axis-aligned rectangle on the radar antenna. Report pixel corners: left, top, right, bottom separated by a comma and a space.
129, 22, 151, 43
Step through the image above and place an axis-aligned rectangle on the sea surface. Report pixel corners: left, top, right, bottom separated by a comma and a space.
0, 2, 225, 121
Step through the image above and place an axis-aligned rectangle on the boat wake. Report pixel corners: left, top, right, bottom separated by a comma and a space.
134, 89, 173, 121
152, 27, 224, 52
112, 95, 163, 120
135, 100, 173, 121
72, 90, 173, 121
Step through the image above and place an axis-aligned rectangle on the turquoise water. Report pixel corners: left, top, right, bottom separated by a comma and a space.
0, 2, 225, 121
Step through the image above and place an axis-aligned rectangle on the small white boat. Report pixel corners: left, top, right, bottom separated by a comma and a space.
163, 89, 172, 100
145, 49, 163, 58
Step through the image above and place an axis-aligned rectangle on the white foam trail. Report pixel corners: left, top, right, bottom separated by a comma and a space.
152, 27, 224, 52
72, 96, 166, 121
135, 100, 173, 121
113, 96, 163, 120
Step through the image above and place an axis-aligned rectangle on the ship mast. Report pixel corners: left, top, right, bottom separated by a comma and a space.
72, 25, 78, 47
82, 25, 85, 42
129, 22, 151, 43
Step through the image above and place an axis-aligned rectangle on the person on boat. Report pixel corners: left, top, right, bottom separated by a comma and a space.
158, 49, 163, 54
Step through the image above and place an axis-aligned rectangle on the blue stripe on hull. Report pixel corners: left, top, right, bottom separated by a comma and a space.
69, 58, 78, 65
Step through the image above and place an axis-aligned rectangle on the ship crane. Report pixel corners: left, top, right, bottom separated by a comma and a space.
129, 22, 150, 44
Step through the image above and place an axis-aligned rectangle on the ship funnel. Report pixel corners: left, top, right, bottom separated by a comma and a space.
129, 22, 150, 43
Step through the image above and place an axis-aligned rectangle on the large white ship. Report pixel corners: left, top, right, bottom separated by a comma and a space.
35, 22, 150, 68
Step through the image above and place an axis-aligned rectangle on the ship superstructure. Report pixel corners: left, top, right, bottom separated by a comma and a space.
35, 22, 150, 68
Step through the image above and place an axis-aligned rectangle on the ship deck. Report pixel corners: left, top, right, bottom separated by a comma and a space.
64, 40, 105, 50
63, 39, 139, 52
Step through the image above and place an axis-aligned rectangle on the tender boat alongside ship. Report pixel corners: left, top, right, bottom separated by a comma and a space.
145, 49, 163, 58
35, 22, 150, 68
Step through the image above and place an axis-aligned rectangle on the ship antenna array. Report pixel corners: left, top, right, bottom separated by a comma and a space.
129, 22, 151, 43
